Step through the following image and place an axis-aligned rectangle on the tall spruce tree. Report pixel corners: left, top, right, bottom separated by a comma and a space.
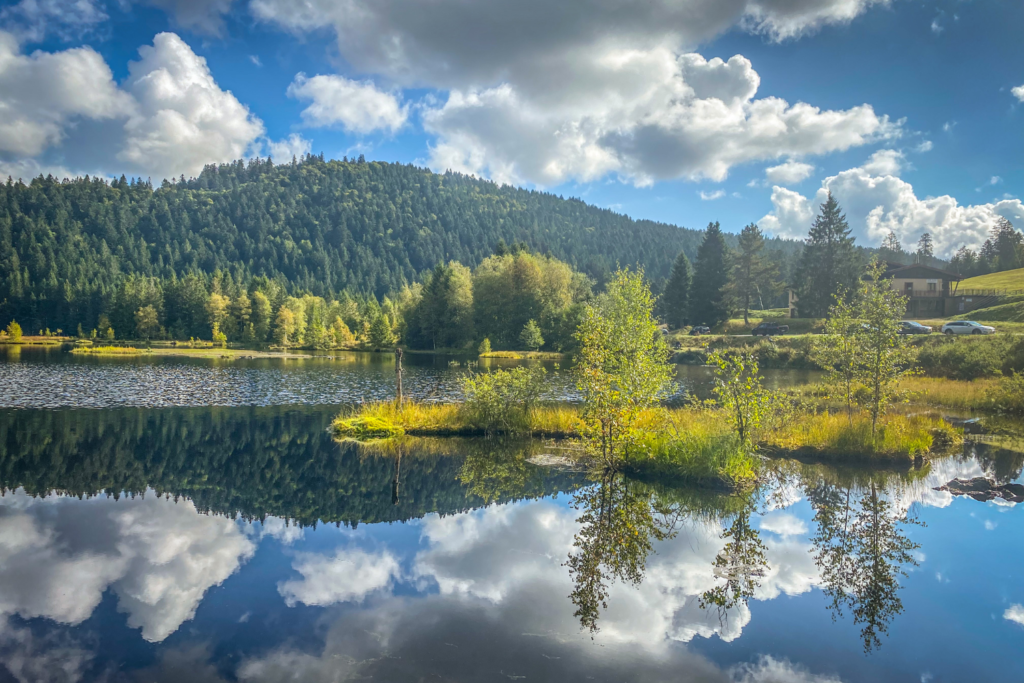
689, 222, 731, 327
662, 251, 692, 329
794, 193, 859, 318
729, 223, 778, 324
916, 233, 933, 266
992, 218, 1023, 272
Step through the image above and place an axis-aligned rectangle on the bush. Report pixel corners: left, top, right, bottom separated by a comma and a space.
995, 372, 1024, 414
915, 337, 1005, 379
5, 321, 22, 342
461, 366, 546, 434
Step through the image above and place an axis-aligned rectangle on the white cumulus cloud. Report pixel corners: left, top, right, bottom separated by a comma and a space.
859, 149, 905, 176
423, 52, 896, 187
700, 189, 726, 200
1011, 84, 1024, 102
252, 0, 894, 88
730, 654, 844, 682
253, 0, 898, 187
264, 134, 311, 162
119, 32, 265, 180
1005, 604, 1024, 627
0, 30, 131, 157
287, 73, 408, 134
759, 156, 1024, 256
766, 159, 815, 184
0, 32, 265, 182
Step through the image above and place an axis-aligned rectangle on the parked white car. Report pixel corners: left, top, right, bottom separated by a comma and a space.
940, 321, 996, 335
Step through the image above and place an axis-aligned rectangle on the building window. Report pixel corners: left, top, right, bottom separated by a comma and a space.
928, 282, 937, 292
904, 282, 914, 293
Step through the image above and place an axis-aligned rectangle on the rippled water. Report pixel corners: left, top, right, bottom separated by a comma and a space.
0, 345, 821, 409
0, 346, 555, 408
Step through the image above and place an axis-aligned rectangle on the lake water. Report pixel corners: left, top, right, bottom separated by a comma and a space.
0, 351, 1021, 682
0, 345, 821, 409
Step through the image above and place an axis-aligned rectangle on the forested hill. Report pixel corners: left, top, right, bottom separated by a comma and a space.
0, 154, 807, 331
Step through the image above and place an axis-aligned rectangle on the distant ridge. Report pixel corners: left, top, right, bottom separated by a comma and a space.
0, 154, 799, 326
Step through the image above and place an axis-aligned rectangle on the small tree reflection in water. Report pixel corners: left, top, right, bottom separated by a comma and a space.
562, 462, 923, 652
698, 506, 769, 626
809, 480, 922, 653
563, 472, 678, 633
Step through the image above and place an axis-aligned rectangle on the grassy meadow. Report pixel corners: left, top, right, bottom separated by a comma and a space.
958, 267, 1024, 291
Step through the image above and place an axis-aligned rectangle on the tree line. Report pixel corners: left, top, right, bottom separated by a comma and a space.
0, 154, 808, 339
658, 196, 862, 327
656, 192, 1021, 326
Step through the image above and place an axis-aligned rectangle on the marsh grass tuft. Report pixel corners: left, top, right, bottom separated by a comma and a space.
331, 400, 579, 438
70, 345, 143, 355
763, 411, 960, 462
333, 414, 406, 440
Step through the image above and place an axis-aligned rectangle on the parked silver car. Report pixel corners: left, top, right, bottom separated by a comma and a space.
940, 321, 995, 335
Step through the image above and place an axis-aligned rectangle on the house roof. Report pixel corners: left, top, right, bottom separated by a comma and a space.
881, 262, 962, 281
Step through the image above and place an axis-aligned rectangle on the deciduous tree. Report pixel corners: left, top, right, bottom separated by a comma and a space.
575, 268, 673, 467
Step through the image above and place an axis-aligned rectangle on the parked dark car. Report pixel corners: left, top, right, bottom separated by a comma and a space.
689, 325, 711, 336
898, 321, 932, 335
751, 322, 789, 336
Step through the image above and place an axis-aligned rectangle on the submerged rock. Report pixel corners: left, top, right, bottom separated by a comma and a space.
934, 477, 1024, 504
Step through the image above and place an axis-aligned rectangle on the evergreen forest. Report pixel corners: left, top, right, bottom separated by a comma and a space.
0, 154, 807, 340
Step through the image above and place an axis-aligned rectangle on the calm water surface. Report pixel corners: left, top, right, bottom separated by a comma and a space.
0, 353, 1020, 682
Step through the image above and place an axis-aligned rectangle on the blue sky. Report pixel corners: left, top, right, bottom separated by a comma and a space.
0, 0, 1020, 256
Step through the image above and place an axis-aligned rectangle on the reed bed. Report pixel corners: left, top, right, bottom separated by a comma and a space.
763, 411, 961, 462
478, 350, 566, 360
69, 345, 144, 356
899, 376, 1001, 412
332, 401, 579, 438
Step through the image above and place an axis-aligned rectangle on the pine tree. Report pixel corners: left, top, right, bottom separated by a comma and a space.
916, 233, 933, 265
794, 192, 860, 318
519, 319, 544, 351
879, 232, 902, 262
662, 250, 692, 330
689, 222, 731, 328
992, 218, 1023, 272
728, 223, 778, 324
